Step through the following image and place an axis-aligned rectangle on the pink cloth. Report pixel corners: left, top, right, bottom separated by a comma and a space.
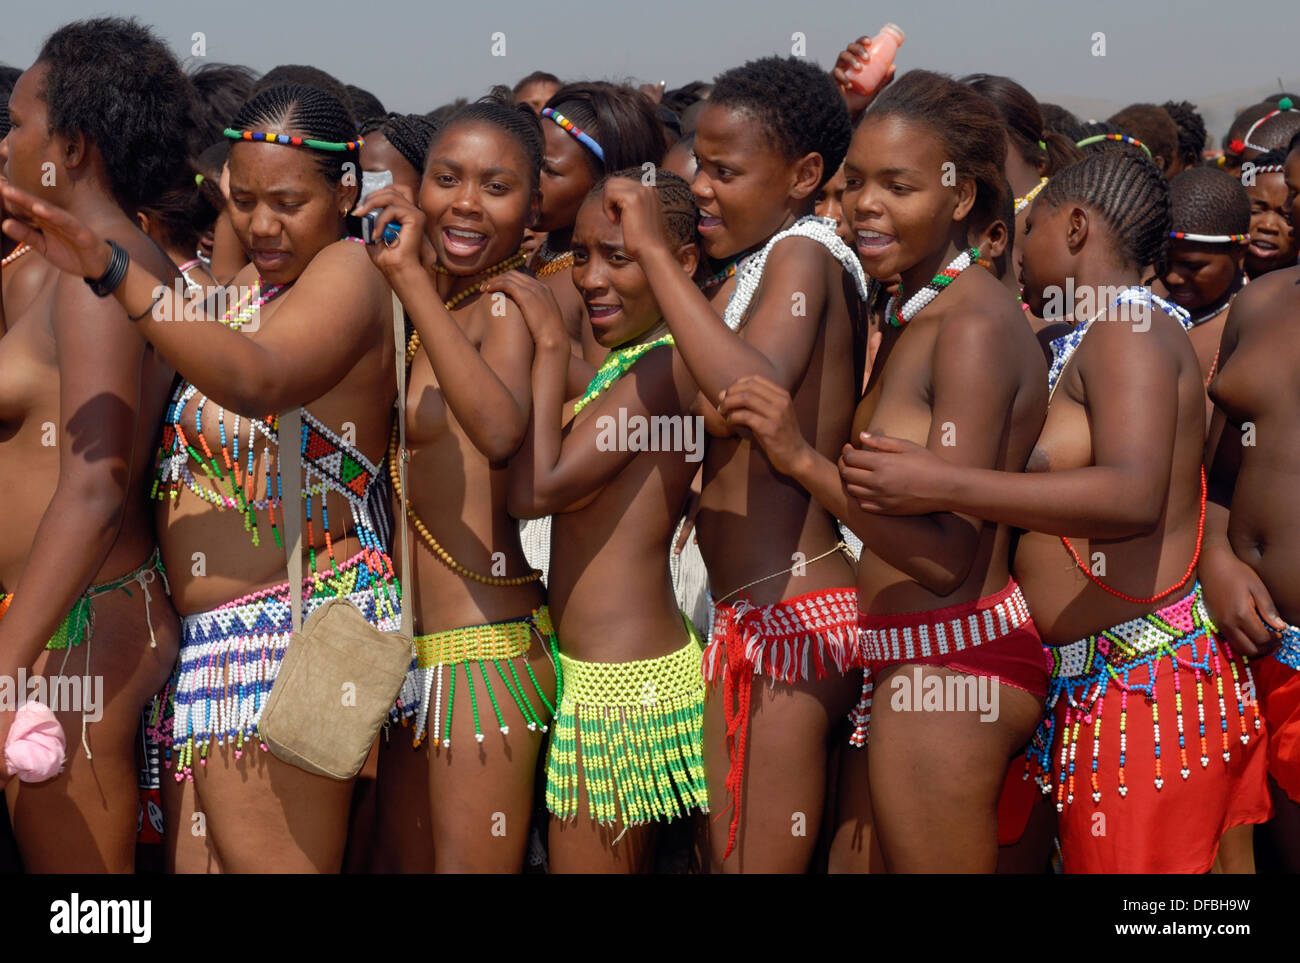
4, 701, 66, 783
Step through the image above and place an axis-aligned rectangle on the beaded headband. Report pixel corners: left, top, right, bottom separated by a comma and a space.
1242, 98, 1298, 152
223, 128, 364, 152
1248, 163, 1286, 175
1168, 231, 1248, 244
1075, 133, 1152, 158
541, 108, 605, 163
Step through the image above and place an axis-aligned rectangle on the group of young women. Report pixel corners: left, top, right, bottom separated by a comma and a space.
0, 17, 1296, 875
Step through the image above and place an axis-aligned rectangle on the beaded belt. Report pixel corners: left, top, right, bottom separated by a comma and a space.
1028, 583, 1261, 810
857, 579, 1032, 665
1275, 622, 1300, 671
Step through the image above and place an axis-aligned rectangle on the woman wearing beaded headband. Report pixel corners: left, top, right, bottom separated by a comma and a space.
843, 150, 1271, 874
722, 69, 1051, 873
1242, 149, 1298, 279
0, 18, 193, 872
355, 93, 561, 873
3, 80, 406, 873
533, 83, 668, 370
487, 169, 707, 872
601, 55, 870, 872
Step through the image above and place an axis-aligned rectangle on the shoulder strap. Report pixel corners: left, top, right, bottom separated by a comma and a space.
282, 290, 411, 635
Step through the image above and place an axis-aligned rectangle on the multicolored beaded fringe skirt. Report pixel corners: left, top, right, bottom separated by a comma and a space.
391, 606, 560, 747
160, 550, 400, 779
1027, 583, 1272, 873
546, 626, 708, 826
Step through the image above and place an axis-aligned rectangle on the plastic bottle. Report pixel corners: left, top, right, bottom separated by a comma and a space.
845, 24, 905, 97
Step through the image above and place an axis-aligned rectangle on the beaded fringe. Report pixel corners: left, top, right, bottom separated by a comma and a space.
546, 637, 708, 827
1028, 584, 1262, 810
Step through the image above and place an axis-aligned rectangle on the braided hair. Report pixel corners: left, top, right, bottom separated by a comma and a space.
542, 81, 667, 174
437, 90, 544, 190
360, 112, 439, 176
228, 83, 360, 200
1161, 101, 1207, 170
1075, 121, 1151, 163
708, 56, 849, 189
961, 74, 1082, 176
594, 167, 698, 249
35, 17, 197, 215
1169, 167, 1250, 237
254, 65, 355, 125
1040, 152, 1171, 272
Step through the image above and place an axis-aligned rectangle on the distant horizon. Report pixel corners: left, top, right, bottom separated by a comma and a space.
3, 0, 1296, 141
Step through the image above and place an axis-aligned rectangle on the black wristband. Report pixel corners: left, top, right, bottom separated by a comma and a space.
85, 239, 129, 297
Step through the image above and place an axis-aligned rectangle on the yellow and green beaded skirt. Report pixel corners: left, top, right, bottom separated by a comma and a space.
545, 620, 708, 826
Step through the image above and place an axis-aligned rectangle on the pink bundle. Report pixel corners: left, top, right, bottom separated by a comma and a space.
4, 701, 66, 783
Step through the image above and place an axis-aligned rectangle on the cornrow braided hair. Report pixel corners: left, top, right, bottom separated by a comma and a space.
360, 112, 440, 176
229, 82, 360, 190
1040, 151, 1171, 272
1161, 100, 1207, 169
597, 167, 698, 249
438, 91, 544, 190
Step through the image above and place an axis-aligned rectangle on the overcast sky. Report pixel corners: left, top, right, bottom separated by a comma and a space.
3, 0, 1296, 139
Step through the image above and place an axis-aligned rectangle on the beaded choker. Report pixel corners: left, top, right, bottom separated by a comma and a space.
540, 108, 605, 163
1014, 177, 1049, 215
572, 332, 674, 414
1076, 133, 1152, 158
700, 252, 755, 292
885, 247, 981, 328
224, 128, 363, 152
534, 250, 574, 278
1, 243, 31, 268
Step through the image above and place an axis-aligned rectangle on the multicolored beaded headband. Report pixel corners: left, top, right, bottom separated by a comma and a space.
1168, 231, 1248, 244
1075, 132, 1152, 158
1248, 163, 1286, 175
1242, 97, 1297, 152
223, 128, 364, 152
540, 108, 605, 163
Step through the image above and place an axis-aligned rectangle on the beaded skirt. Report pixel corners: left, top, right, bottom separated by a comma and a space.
545, 627, 708, 827
1027, 583, 1272, 872
391, 606, 560, 748
157, 550, 401, 779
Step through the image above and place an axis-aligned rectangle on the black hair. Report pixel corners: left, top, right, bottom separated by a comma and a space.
513, 71, 560, 94
427, 97, 468, 125
189, 62, 259, 150
543, 81, 668, 174
594, 167, 697, 249
0, 65, 22, 139
345, 84, 386, 124
1168, 167, 1250, 237
708, 56, 849, 189
662, 81, 711, 117
437, 90, 544, 190
1224, 103, 1272, 152
1040, 151, 1171, 271
229, 83, 360, 199
1161, 101, 1207, 170
1288, 133, 1300, 158
1040, 102, 1085, 143
1075, 121, 1152, 163
1108, 103, 1180, 171
1245, 110, 1300, 152
254, 65, 355, 125
867, 70, 1008, 230
35, 17, 197, 215
1249, 148, 1288, 172
960, 74, 1082, 176
359, 112, 439, 176
138, 162, 213, 253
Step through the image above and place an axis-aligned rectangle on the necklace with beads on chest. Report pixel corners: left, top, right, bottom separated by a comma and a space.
885, 247, 981, 328
395, 249, 542, 586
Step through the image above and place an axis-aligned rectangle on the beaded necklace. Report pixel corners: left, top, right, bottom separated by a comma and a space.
885, 247, 981, 328
534, 250, 575, 278
219, 278, 288, 330
1, 244, 31, 268
700, 252, 755, 293
393, 249, 543, 586
1014, 176, 1049, 215
572, 332, 674, 414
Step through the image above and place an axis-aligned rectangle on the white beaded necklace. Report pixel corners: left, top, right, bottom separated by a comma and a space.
722, 216, 869, 331
884, 247, 981, 327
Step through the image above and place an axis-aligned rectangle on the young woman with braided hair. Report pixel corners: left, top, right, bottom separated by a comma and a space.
844, 150, 1272, 873
359, 112, 439, 200
355, 95, 559, 873
0, 17, 191, 873
4, 80, 405, 872
490, 169, 706, 872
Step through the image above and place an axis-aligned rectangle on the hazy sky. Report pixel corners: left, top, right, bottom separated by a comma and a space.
3, 0, 1297, 138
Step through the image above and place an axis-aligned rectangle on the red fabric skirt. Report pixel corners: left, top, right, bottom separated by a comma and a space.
1254, 653, 1300, 804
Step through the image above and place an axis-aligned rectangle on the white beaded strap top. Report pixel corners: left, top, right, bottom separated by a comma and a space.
722, 215, 870, 331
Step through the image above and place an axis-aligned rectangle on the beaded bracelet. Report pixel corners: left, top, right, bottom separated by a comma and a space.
1075, 133, 1152, 159
1168, 231, 1248, 244
224, 128, 363, 152
540, 108, 605, 163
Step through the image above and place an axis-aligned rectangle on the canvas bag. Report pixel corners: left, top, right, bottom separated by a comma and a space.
259, 292, 414, 779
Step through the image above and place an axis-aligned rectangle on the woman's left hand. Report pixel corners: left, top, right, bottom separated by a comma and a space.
0, 177, 112, 281
838, 432, 951, 515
